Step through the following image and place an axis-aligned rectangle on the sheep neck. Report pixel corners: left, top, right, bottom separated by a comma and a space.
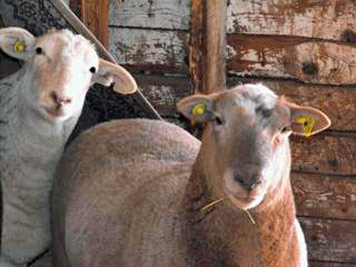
183, 152, 298, 266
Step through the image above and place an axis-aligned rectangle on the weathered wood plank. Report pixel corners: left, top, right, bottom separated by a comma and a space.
227, 0, 356, 42
70, 0, 111, 48
300, 217, 356, 263
109, 28, 188, 72
227, 34, 356, 85
228, 78, 356, 132
190, 0, 227, 94
205, 0, 227, 93
291, 135, 356, 175
109, 0, 191, 30
134, 74, 191, 117
292, 173, 356, 220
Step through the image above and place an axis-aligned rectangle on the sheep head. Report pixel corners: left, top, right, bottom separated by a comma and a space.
0, 27, 137, 123
178, 84, 330, 210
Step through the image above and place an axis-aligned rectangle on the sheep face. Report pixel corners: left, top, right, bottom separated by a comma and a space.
26, 30, 99, 122
178, 84, 330, 210
0, 27, 137, 123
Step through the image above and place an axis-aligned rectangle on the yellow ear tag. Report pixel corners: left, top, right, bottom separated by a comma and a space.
192, 103, 206, 117
13, 39, 26, 54
295, 115, 316, 137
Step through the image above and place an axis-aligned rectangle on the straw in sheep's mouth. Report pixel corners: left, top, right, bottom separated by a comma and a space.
200, 196, 256, 225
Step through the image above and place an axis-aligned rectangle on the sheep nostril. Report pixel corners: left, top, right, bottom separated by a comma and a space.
51, 91, 72, 105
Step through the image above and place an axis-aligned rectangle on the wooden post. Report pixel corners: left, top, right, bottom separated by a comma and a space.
70, 0, 113, 48
190, 0, 227, 94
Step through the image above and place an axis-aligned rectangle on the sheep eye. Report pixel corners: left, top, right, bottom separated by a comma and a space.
89, 67, 96, 74
280, 126, 291, 134
256, 106, 272, 118
214, 115, 224, 126
35, 47, 43, 55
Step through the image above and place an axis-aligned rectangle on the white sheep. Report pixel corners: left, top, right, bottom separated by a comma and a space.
0, 27, 137, 267
52, 84, 330, 266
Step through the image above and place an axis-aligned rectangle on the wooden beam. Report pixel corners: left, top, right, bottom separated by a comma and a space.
70, 0, 113, 48
190, 0, 227, 94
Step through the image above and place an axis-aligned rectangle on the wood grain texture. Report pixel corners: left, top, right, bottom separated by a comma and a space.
109, 28, 189, 72
292, 173, 356, 220
228, 78, 356, 132
109, 0, 191, 30
205, 0, 227, 93
300, 217, 356, 263
227, 34, 356, 85
71, 0, 111, 47
190, 0, 227, 94
189, 0, 205, 93
227, 0, 356, 42
291, 135, 356, 175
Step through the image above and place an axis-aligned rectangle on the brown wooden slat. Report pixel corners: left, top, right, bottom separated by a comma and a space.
109, 0, 191, 30
227, 0, 356, 42
228, 78, 356, 132
300, 217, 356, 263
190, 0, 227, 94
291, 135, 356, 175
292, 173, 356, 221
109, 28, 189, 73
71, 0, 111, 48
227, 34, 356, 85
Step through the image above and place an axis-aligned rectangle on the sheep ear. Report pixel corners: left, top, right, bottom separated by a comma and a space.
284, 101, 331, 137
177, 94, 214, 124
0, 27, 35, 61
92, 59, 137, 94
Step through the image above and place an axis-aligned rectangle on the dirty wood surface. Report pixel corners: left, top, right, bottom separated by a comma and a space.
300, 217, 356, 263
227, 0, 356, 42
291, 135, 356, 175
109, 0, 190, 30
292, 173, 356, 221
109, 28, 189, 73
227, 35, 356, 85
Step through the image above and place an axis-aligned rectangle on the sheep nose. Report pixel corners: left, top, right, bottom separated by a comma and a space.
51, 91, 72, 105
234, 176, 263, 191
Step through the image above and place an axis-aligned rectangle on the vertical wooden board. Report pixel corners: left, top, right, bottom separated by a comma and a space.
299, 217, 356, 262
291, 135, 356, 175
228, 77, 356, 132
109, 28, 189, 72
227, 35, 356, 85
227, 0, 356, 42
292, 173, 356, 220
109, 0, 191, 30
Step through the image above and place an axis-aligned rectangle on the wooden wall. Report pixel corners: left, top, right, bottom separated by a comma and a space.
108, 1, 356, 266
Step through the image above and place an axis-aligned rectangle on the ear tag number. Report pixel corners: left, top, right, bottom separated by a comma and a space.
296, 115, 315, 137
13, 39, 26, 54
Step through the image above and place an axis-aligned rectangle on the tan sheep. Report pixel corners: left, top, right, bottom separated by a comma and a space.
0, 27, 137, 267
52, 84, 330, 267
